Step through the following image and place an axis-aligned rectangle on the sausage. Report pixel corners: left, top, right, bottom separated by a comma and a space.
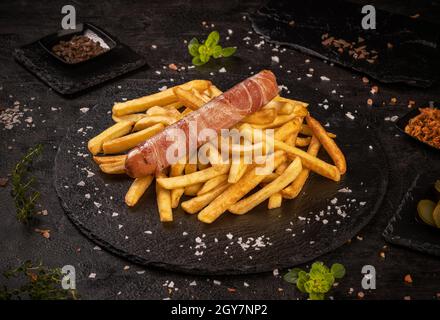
125, 70, 279, 178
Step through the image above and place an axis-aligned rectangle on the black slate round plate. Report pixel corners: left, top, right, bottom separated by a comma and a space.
383, 172, 440, 257
395, 104, 439, 151
54, 78, 388, 275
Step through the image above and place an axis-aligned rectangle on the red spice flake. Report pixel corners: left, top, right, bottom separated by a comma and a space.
28, 272, 38, 282
321, 37, 334, 46
0, 177, 8, 187
404, 274, 413, 284
227, 287, 237, 293
405, 107, 440, 149
362, 76, 369, 84
357, 291, 365, 299
168, 63, 178, 71
370, 86, 379, 94
367, 98, 373, 106
34, 228, 50, 239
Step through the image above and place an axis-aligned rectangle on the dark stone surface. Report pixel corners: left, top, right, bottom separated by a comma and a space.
1, 0, 440, 299
383, 172, 440, 256
54, 77, 388, 275
250, 0, 440, 87
14, 32, 146, 95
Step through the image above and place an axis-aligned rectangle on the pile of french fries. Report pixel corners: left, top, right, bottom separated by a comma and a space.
87, 79, 346, 224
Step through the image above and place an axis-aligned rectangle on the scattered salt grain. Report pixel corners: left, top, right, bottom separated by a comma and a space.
271, 56, 279, 63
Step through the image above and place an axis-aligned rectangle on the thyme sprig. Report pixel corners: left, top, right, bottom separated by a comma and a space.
0, 261, 78, 300
11, 144, 43, 224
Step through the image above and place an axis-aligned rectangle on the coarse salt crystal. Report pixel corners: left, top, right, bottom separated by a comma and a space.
271, 56, 279, 63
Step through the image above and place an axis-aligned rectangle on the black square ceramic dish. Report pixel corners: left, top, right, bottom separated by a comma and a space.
383, 172, 440, 257
14, 23, 146, 95
38, 23, 117, 65
395, 103, 439, 150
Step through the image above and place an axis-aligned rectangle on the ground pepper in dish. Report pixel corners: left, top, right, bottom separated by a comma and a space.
405, 107, 440, 149
52, 35, 108, 63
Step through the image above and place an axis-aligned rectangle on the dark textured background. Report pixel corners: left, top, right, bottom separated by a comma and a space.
0, 0, 439, 299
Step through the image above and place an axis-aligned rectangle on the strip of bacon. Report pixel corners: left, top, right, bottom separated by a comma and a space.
125, 70, 279, 178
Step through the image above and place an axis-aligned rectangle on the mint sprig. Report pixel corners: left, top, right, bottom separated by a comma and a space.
188, 31, 237, 66
283, 262, 345, 300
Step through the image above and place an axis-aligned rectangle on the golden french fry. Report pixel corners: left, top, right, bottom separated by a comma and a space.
182, 163, 203, 196
208, 85, 223, 98
146, 106, 181, 118
112, 80, 211, 116
197, 151, 287, 223
282, 136, 320, 199
174, 87, 206, 110
250, 105, 308, 129
197, 174, 229, 195
274, 96, 309, 108
156, 172, 173, 222
181, 183, 229, 214
261, 172, 280, 183
273, 139, 340, 182
242, 108, 277, 125
181, 107, 193, 116
157, 165, 230, 189
275, 160, 289, 175
268, 192, 282, 209
191, 88, 211, 103
88, 121, 134, 155
229, 157, 302, 215
125, 176, 154, 206
285, 117, 304, 146
103, 123, 164, 154
133, 115, 178, 131
278, 102, 294, 115
112, 113, 147, 123
164, 101, 184, 109
306, 115, 346, 174
99, 161, 126, 174
301, 124, 336, 138
228, 156, 248, 183
93, 154, 127, 164
169, 162, 186, 208
296, 136, 311, 147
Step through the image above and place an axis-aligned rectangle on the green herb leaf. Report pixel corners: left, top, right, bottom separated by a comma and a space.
221, 47, 237, 57
199, 53, 210, 64
284, 261, 345, 300
0, 261, 79, 300
296, 277, 307, 293
205, 31, 220, 48
212, 45, 223, 58
192, 56, 205, 66
188, 38, 201, 57
331, 263, 346, 279
283, 268, 302, 284
187, 31, 236, 66
12, 144, 43, 224
309, 292, 325, 300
